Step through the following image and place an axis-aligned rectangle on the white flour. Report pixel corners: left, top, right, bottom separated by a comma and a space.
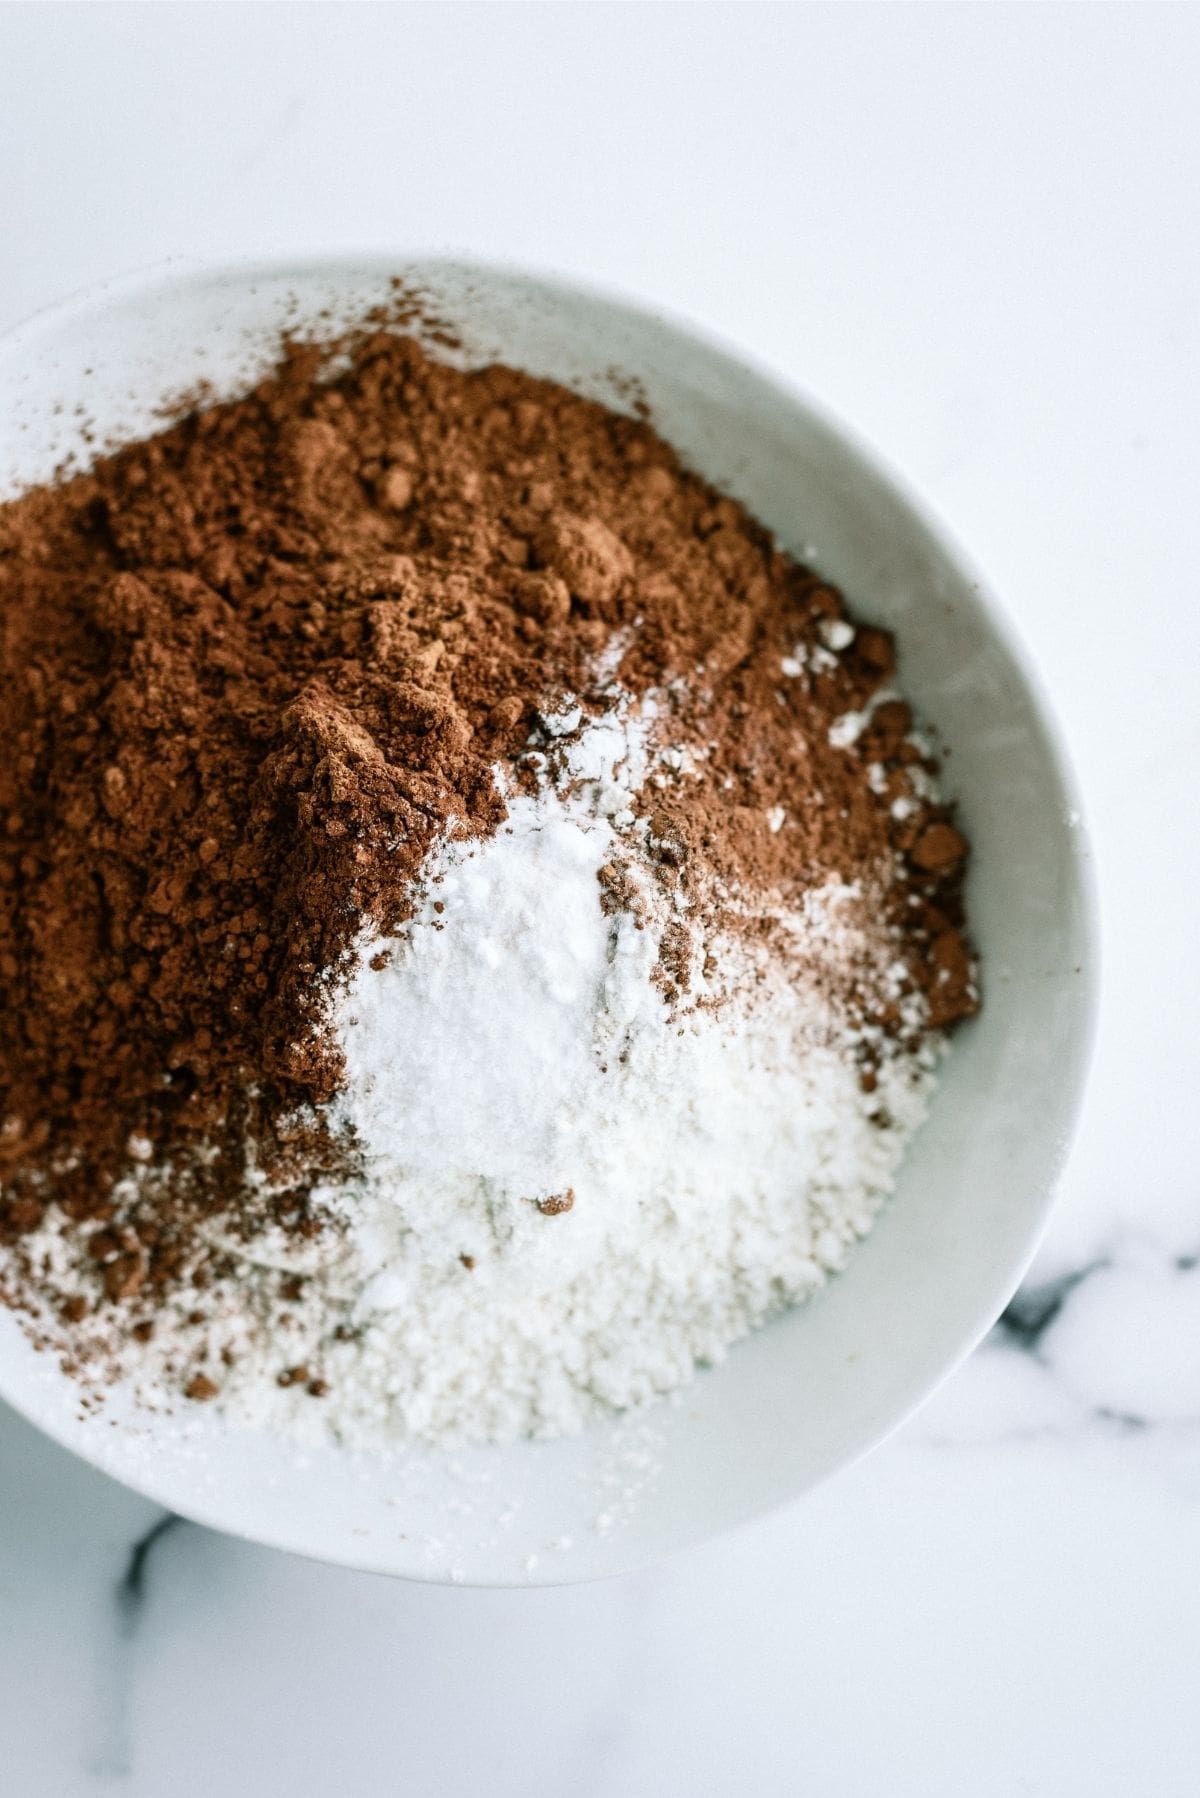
18, 701, 944, 1446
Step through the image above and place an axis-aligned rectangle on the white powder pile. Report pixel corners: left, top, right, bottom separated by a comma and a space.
210, 703, 940, 1443
16, 701, 945, 1446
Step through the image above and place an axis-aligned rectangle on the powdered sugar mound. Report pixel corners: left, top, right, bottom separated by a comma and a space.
313, 948, 932, 1443
214, 704, 942, 1446
336, 803, 632, 1195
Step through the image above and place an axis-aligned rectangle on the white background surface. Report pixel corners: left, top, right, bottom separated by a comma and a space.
0, 5, 1197, 1794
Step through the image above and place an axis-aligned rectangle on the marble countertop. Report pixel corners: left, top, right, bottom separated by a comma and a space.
1, 7, 1198, 1793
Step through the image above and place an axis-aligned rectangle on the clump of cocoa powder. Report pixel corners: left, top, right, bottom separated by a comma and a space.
0, 319, 976, 1342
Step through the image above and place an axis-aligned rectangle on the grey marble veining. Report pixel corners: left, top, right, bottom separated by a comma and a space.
4, 1240, 1200, 1797
3, 1296, 1200, 1798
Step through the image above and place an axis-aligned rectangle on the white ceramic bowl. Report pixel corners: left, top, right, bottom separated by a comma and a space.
0, 258, 1097, 1584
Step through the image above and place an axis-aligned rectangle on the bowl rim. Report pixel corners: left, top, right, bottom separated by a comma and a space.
0, 251, 1101, 1583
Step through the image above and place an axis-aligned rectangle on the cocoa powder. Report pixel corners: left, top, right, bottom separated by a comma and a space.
0, 321, 976, 1339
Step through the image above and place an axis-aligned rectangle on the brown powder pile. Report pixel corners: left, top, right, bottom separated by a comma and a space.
0, 322, 976, 1352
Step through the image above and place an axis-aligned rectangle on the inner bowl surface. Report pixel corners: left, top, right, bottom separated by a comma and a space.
0, 258, 1096, 1584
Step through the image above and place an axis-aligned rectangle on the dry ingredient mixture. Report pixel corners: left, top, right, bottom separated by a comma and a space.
0, 320, 977, 1444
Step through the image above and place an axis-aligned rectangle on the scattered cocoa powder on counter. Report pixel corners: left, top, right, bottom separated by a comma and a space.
536, 1190, 576, 1217
0, 315, 977, 1411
